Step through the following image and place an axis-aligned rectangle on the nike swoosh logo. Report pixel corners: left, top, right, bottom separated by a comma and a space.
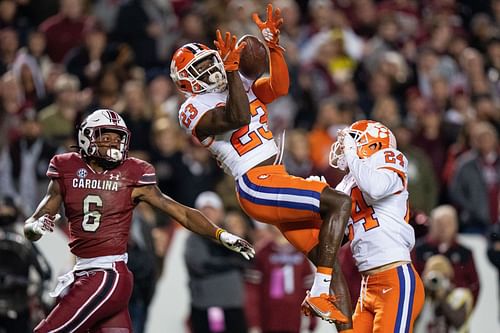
323, 279, 331, 283
382, 288, 392, 294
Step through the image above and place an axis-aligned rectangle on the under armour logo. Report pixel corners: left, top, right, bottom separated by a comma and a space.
109, 174, 120, 180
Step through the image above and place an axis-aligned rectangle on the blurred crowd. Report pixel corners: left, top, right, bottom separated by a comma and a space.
0, 0, 499, 332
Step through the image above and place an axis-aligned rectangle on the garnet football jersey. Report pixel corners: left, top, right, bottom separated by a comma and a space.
47, 152, 156, 258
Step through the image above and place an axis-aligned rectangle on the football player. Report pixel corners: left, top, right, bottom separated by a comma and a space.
170, 4, 353, 328
330, 120, 425, 332
24, 109, 255, 333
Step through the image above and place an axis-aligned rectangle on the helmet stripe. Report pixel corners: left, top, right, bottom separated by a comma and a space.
184, 44, 199, 54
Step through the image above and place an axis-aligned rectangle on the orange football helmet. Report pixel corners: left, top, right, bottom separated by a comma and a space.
170, 43, 227, 95
347, 120, 397, 158
330, 120, 396, 169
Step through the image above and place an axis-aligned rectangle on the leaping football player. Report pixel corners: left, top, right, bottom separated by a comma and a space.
170, 3, 353, 328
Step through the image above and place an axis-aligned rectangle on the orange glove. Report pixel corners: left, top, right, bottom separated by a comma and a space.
252, 3, 285, 51
214, 29, 246, 72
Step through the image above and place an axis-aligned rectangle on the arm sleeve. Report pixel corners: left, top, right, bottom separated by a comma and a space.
179, 95, 225, 144
136, 161, 157, 186
46, 155, 61, 178
252, 48, 289, 104
344, 148, 407, 201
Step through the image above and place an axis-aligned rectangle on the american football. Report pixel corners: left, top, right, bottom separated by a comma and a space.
238, 35, 268, 80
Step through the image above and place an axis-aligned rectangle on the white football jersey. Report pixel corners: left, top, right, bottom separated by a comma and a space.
178, 76, 278, 179
336, 148, 415, 272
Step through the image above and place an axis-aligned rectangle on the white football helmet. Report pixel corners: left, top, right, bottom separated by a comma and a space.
170, 42, 227, 95
78, 109, 130, 164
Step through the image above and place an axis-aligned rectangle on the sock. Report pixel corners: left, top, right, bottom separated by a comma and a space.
309, 266, 333, 297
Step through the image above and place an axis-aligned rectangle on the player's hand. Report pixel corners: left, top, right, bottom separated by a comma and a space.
214, 29, 246, 72
30, 214, 61, 235
306, 175, 327, 183
218, 229, 256, 260
252, 3, 285, 51
339, 129, 357, 155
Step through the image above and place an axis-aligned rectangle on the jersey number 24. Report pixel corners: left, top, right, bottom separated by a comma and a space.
347, 187, 380, 240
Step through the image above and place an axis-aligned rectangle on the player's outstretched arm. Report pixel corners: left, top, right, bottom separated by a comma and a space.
133, 185, 255, 260
252, 3, 289, 103
195, 30, 250, 139
24, 180, 63, 242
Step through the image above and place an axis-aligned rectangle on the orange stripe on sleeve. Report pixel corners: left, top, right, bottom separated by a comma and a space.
379, 166, 407, 189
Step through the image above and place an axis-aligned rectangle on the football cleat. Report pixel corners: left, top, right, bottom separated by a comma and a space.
301, 291, 349, 324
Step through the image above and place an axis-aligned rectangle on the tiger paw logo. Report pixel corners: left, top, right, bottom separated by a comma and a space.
366, 122, 389, 138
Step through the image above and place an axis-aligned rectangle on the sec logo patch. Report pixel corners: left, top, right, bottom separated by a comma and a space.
77, 168, 88, 178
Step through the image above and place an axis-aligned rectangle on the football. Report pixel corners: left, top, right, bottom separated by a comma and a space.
238, 35, 268, 80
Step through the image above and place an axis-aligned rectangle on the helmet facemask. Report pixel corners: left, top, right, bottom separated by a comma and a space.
329, 122, 396, 169
78, 109, 131, 169
170, 49, 227, 95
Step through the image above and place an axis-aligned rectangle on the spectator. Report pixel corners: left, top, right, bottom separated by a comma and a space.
0, 0, 31, 43
19, 31, 53, 80
450, 121, 499, 233
185, 191, 249, 333
65, 23, 114, 88
150, 116, 184, 200
113, 0, 176, 69
37, 73, 80, 146
176, 141, 224, 207
307, 97, 352, 171
0, 195, 52, 333
128, 204, 167, 333
0, 109, 57, 214
394, 125, 438, 214
415, 255, 474, 333
0, 28, 19, 76
245, 225, 316, 333
413, 205, 480, 304
121, 80, 153, 155
284, 129, 314, 178
12, 52, 46, 108
39, 0, 90, 63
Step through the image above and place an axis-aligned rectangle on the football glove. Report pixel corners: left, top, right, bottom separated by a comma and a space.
214, 29, 246, 72
29, 213, 61, 235
252, 3, 285, 51
341, 129, 357, 154
217, 228, 256, 260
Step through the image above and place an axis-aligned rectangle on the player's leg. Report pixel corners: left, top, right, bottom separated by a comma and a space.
371, 264, 424, 333
303, 187, 352, 325
90, 307, 133, 333
34, 262, 133, 333
352, 303, 375, 333
237, 165, 352, 324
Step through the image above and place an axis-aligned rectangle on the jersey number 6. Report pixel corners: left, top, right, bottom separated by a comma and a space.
82, 194, 103, 232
